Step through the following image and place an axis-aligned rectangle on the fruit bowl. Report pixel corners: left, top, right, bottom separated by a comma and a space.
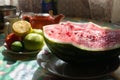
2, 43, 40, 60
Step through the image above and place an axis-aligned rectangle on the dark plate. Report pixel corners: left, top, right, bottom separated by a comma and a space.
37, 46, 120, 79
2, 44, 40, 60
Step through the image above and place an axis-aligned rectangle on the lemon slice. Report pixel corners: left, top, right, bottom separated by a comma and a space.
12, 20, 32, 36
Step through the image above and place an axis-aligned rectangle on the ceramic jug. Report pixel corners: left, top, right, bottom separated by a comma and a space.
22, 13, 64, 29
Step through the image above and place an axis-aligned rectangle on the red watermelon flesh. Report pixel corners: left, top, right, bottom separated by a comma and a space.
44, 22, 120, 51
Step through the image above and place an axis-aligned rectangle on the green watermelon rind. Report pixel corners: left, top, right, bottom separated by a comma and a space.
44, 31, 120, 51
44, 34, 120, 63
43, 22, 120, 51
43, 24, 120, 63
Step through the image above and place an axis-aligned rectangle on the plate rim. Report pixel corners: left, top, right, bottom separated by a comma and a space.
37, 49, 120, 79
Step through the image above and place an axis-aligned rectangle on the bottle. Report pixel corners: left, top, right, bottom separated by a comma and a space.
51, 0, 57, 15
41, 0, 57, 15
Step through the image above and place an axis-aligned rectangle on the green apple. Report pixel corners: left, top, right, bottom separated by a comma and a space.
23, 33, 44, 51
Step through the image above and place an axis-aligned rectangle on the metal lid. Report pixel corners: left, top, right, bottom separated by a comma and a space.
0, 5, 16, 11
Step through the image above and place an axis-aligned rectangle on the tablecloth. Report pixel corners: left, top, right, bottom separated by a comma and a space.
0, 18, 120, 80
0, 33, 40, 80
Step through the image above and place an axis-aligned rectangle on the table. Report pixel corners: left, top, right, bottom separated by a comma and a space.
0, 34, 120, 80
0, 34, 39, 80
0, 18, 120, 80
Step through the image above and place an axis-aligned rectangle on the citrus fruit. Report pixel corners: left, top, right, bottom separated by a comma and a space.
23, 33, 44, 51
31, 29, 43, 35
12, 20, 32, 37
11, 41, 23, 52
5, 33, 22, 49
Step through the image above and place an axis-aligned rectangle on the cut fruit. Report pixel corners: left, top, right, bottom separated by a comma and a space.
24, 33, 44, 51
12, 20, 32, 37
31, 29, 43, 35
5, 33, 22, 49
11, 41, 23, 52
43, 22, 120, 63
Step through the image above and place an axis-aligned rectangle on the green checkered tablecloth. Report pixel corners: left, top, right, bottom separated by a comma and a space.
0, 33, 54, 80
0, 33, 40, 80
0, 18, 120, 80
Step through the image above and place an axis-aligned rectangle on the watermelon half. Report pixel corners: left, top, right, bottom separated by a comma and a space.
43, 22, 120, 63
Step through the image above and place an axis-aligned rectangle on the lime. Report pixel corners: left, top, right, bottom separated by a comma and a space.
12, 20, 32, 37
24, 33, 44, 51
11, 41, 23, 52
31, 29, 43, 35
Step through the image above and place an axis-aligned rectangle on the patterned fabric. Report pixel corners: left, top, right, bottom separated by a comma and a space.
0, 33, 39, 80
0, 46, 39, 80
18, 0, 42, 13
18, 0, 113, 22
57, 0, 113, 22
57, 0, 91, 18
89, 0, 113, 22
0, 17, 120, 80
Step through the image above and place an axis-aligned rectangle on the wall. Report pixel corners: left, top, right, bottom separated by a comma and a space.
18, 0, 41, 13
0, 0, 18, 7
1, 0, 120, 24
111, 0, 120, 24
57, 0, 91, 18
89, 0, 113, 22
